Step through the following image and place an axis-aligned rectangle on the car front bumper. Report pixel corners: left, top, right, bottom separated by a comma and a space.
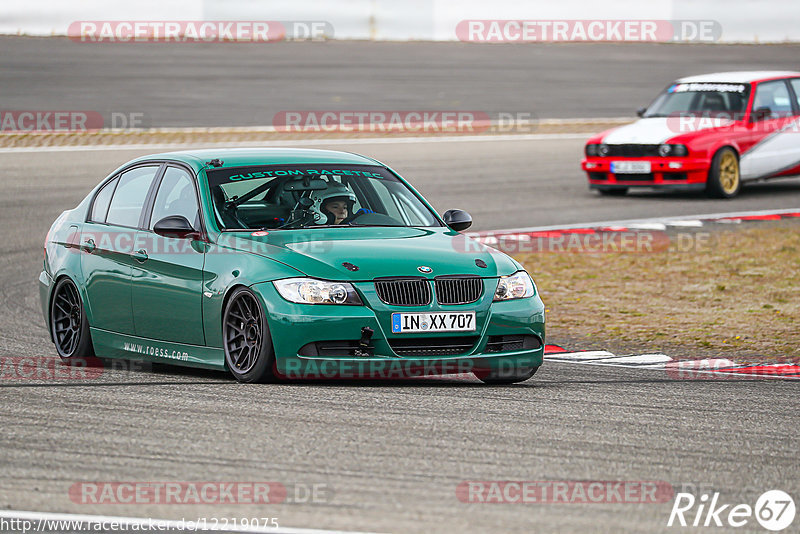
582, 157, 709, 190
252, 281, 545, 379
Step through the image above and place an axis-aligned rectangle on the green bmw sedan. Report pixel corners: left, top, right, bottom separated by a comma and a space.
40, 148, 545, 383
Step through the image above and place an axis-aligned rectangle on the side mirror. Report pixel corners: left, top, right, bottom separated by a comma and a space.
153, 215, 197, 239
751, 106, 772, 122
636, 107, 647, 118
443, 209, 473, 232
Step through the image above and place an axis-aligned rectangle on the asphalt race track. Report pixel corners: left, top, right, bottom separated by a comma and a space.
2, 37, 800, 126
1, 39, 799, 532
1, 139, 799, 533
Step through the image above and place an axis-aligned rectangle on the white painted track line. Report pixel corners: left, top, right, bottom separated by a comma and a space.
543, 351, 617, 361
0, 510, 384, 534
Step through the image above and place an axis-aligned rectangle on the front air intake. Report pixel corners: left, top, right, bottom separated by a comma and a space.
434, 276, 483, 305
374, 278, 432, 307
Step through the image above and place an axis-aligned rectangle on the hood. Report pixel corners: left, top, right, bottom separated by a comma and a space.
218, 227, 519, 281
602, 117, 732, 145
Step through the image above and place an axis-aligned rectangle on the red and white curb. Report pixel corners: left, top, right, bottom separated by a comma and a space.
473, 208, 800, 246
544, 345, 800, 380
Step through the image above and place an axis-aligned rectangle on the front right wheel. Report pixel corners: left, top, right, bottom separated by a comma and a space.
706, 147, 741, 198
223, 287, 276, 383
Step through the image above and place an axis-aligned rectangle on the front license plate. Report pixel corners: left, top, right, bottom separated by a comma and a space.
391, 312, 476, 333
611, 161, 651, 174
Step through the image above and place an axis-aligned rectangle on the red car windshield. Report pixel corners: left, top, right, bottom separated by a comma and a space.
644, 82, 750, 118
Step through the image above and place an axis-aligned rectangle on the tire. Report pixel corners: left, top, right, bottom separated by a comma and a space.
706, 147, 741, 198
222, 287, 276, 383
474, 365, 539, 385
597, 188, 628, 196
50, 277, 95, 363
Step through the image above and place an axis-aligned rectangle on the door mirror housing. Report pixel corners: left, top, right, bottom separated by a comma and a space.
442, 209, 473, 232
153, 215, 198, 239
636, 107, 647, 118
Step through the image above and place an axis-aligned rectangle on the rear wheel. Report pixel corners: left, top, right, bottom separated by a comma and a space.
706, 147, 741, 198
50, 277, 95, 362
223, 287, 276, 383
475, 365, 539, 385
597, 188, 628, 196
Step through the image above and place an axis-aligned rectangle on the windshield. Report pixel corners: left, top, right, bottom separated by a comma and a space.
205, 164, 442, 230
644, 82, 750, 118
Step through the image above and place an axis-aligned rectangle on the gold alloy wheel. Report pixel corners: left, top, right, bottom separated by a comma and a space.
719, 151, 740, 194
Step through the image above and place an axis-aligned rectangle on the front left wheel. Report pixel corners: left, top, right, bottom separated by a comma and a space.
706, 147, 741, 198
223, 287, 276, 383
50, 277, 95, 362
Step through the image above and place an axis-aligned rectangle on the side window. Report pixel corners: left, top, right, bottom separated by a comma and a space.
89, 176, 118, 223
105, 166, 160, 228
149, 167, 200, 230
790, 79, 800, 111
367, 179, 435, 226
369, 180, 405, 221
752, 80, 793, 119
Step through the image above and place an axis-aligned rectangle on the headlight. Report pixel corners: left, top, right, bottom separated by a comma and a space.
494, 271, 536, 301
273, 278, 362, 305
585, 144, 599, 157
597, 144, 610, 157
658, 144, 688, 157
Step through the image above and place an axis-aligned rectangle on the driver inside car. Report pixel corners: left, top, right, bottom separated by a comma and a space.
310, 183, 358, 225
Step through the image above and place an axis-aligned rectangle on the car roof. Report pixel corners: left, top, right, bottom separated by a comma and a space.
128, 147, 381, 169
675, 71, 800, 84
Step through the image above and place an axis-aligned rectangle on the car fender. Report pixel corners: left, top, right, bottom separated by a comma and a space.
201, 246, 304, 349
43, 213, 90, 331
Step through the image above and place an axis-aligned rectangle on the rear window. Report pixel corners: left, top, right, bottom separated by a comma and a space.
89, 176, 118, 223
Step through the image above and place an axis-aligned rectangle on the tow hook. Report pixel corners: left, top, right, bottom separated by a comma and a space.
354, 327, 374, 357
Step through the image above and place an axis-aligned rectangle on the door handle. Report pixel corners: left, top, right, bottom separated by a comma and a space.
82, 238, 96, 253
132, 249, 149, 263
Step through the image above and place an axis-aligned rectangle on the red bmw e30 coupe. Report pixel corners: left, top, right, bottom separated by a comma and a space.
582, 71, 800, 198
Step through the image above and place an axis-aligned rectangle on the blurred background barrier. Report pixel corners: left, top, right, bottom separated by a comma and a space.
2, 0, 800, 43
